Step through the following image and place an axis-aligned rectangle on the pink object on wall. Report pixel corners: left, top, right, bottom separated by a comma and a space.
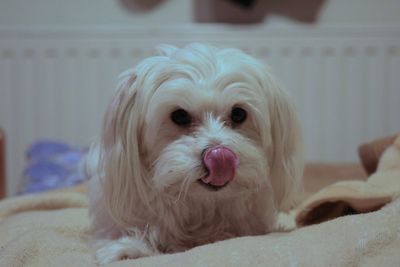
194, 0, 326, 24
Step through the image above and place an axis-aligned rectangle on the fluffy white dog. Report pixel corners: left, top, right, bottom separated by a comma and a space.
87, 43, 304, 264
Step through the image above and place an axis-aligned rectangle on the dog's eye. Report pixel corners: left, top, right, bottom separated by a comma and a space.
231, 107, 247, 124
171, 109, 192, 126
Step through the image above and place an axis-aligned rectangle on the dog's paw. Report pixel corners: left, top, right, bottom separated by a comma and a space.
275, 211, 297, 232
95, 236, 156, 265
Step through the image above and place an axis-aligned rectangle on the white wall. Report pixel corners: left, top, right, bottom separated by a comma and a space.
319, 0, 400, 25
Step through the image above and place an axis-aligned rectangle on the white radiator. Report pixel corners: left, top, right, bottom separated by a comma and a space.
1, 25, 399, 195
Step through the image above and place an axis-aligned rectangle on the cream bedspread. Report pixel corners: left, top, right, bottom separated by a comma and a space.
0, 136, 399, 267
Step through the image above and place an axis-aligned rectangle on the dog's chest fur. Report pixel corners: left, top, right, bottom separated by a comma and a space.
147, 190, 275, 252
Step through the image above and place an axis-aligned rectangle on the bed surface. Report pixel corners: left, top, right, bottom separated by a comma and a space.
0, 136, 399, 267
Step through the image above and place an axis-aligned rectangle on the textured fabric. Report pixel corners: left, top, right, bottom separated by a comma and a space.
0, 137, 399, 267
296, 135, 400, 226
358, 135, 399, 175
19, 140, 87, 194
0, 190, 399, 267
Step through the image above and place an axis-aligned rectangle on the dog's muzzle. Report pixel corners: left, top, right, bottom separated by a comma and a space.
200, 145, 239, 188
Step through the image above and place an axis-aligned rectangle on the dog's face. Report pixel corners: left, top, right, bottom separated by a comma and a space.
100, 44, 303, 222
143, 55, 270, 199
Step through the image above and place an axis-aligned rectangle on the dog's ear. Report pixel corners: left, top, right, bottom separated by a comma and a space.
267, 85, 304, 212
102, 69, 138, 149
100, 68, 152, 227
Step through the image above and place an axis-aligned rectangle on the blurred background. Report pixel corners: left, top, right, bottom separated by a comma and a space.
0, 0, 399, 196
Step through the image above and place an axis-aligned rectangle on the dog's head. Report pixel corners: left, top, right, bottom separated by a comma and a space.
99, 43, 303, 225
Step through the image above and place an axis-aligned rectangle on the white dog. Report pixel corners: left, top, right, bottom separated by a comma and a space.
86, 43, 304, 264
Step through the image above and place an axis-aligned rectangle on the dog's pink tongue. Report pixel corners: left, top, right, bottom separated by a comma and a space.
202, 146, 239, 186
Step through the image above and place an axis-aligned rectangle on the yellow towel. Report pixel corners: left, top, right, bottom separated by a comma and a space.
296, 135, 400, 226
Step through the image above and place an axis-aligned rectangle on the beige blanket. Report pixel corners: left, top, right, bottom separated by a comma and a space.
1, 136, 399, 267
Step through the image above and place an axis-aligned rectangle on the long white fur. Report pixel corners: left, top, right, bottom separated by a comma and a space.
87, 43, 304, 264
